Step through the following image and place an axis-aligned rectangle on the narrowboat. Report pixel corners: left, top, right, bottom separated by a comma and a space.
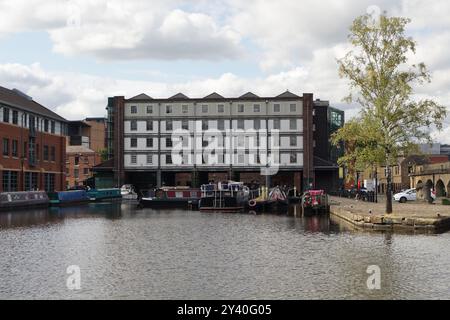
0, 191, 49, 211
47, 190, 90, 207
86, 188, 122, 201
301, 190, 330, 215
139, 187, 202, 208
199, 181, 250, 213
248, 186, 289, 212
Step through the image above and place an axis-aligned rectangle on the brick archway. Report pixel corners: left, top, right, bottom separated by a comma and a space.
436, 179, 446, 197
416, 180, 423, 188
447, 180, 450, 198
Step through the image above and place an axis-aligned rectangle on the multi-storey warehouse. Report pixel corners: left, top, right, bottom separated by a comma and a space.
105, 91, 344, 192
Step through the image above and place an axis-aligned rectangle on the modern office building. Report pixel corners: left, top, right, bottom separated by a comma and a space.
0, 86, 67, 192
105, 91, 344, 192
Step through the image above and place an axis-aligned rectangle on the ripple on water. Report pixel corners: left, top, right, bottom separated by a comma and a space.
0, 202, 449, 299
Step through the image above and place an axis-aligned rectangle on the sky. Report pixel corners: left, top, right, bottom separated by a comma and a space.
0, 0, 449, 143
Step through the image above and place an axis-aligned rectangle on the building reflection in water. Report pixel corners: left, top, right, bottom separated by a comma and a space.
0, 201, 125, 230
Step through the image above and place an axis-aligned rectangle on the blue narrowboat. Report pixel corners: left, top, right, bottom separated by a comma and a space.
48, 190, 90, 206
86, 188, 122, 201
0, 191, 49, 211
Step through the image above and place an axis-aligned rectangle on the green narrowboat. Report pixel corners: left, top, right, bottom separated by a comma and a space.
86, 188, 122, 201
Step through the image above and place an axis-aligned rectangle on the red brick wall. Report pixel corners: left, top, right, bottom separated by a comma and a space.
175, 172, 193, 186
239, 172, 265, 185
0, 122, 66, 192
208, 172, 229, 183
85, 119, 106, 153
66, 151, 101, 188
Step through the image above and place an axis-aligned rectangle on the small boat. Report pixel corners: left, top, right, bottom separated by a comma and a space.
248, 186, 289, 212
301, 190, 330, 215
86, 188, 122, 201
48, 190, 90, 207
0, 191, 49, 211
139, 187, 202, 208
199, 181, 249, 213
121, 184, 138, 200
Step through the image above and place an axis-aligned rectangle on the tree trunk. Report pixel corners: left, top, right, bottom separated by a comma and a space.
385, 154, 393, 214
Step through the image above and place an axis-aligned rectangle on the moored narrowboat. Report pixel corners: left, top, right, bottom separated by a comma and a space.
48, 190, 90, 206
248, 186, 289, 212
199, 181, 249, 213
139, 187, 202, 208
0, 191, 49, 211
301, 190, 330, 215
86, 188, 122, 201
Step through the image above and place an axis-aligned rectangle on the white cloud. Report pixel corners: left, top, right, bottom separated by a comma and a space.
0, 0, 448, 143
0, 0, 242, 61
0, 62, 347, 116
227, 0, 397, 71
0, 60, 448, 143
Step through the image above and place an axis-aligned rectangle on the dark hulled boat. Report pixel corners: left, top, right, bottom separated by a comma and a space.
248, 187, 289, 212
0, 191, 49, 211
139, 187, 202, 209
199, 182, 249, 213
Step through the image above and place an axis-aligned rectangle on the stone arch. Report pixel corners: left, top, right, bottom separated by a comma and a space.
416, 180, 424, 200
416, 180, 423, 189
436, 179, 446, 197
424, 179, 434, 203
447, 180, 450, 198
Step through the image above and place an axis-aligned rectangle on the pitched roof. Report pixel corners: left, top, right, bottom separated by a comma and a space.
93, 158, 114, 170
168, 93, 190, 100
0, 86, 66, 122
402, 155, 429, 166
66, 146, 95, 154
203, 92, 225, 99
129, 93, 153, 100
276, 90, 301, 99
239, 92, 260, 99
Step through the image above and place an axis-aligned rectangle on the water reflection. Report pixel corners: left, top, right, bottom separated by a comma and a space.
0, 202, 127, 230
0, 202, 449, 300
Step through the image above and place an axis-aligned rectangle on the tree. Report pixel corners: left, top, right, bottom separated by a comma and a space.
99, 148, 109, 162
331, 116, 385, 182
334, 13, 447, 214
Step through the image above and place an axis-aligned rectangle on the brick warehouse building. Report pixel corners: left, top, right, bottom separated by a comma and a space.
105, 91, 344, 192
66, 145, 101, 189
0, 86, 67, 192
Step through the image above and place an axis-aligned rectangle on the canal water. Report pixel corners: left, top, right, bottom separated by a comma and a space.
0, 201, 449, 300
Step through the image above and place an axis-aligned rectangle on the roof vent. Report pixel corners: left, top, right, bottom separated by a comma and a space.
12, 88, 33, 100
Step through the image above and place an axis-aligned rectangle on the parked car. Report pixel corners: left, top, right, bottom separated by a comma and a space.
393, 188, 436, 203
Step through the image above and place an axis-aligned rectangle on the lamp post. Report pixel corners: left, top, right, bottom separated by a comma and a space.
374, 170, 378, 203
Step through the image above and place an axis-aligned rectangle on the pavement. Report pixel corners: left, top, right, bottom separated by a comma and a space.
329, 196, 450, 232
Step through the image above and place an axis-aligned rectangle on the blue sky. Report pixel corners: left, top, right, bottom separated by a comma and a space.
0, 0, 449, 142
0, 31, 261, 81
